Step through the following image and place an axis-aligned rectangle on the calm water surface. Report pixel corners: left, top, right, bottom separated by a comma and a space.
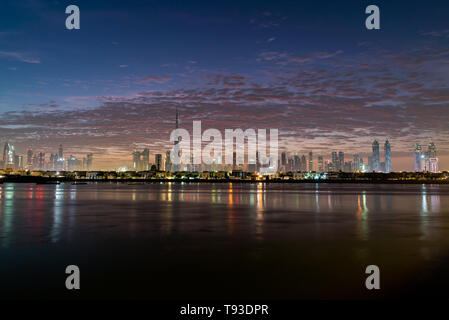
1, 182, 449, 299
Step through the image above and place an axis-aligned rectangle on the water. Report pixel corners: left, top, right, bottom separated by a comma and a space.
1, 182, 449, 299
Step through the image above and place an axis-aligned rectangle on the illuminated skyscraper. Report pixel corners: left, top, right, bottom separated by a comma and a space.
27, 148, 33, 168
428, 142, 436, 158
428, 142, 438, 173
3, 142, 15, 169
38, 152, 45, 170
165, 150, 172, 172
173, 108, 180, 172
372, 140, 380, 172
317, 156, 324, 173
353, 154, 360, 172
331, 152, 337, 172
56, 144, 64, 171
86, 153, 93, 170
308, 151, 313, 171
281, 151, 287, 171
132, 150, 141, 171
155, 154, 162, 171
384, 140, 391, 173
338, 152, 344, 171
142, 148, 150, 170
300, 155, 307, 172
414, 143, 422, 172
294, 154, 300, 172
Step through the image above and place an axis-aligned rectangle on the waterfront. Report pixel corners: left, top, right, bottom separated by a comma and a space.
1, 182, 449, 299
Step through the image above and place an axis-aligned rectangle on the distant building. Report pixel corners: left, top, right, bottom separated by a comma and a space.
132, 150, 141, 171
155, 154, 162, 171
27, 148, 33, 169
86, 153, 93, 170
317, 156, 324, 172
294, 154, 300, 172
368, 155, 373, 172
38, 152, 45, 170
427, 142, 438, 173
142, 148, 150, 171
165, 150, 172, 172
338, 151, 344, 171
353, 154, 360, 172
372, 140, 380, 172
300, 155, 307, 172
384, 140, 391, 173
281, 152, 287, 171
331, 152, 337, 172
308, 151, 313, 171
3, 142, 15, 169
414, 143, 422, 172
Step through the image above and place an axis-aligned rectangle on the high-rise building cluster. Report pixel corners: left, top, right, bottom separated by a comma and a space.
0, 142, 93, 171
275, 140, 392, 173
414, 142, 439, 173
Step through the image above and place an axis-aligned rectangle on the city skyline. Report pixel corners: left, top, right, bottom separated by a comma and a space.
0, 137, 441, 174
1, 1, 448, 170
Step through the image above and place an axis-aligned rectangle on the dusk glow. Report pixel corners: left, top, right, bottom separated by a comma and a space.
1, 0, 448, 170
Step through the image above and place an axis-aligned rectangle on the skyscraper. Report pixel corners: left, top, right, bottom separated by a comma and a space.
132, 150, 141, 171
353, 154, 360, 172
155, 154, 162, 171
331, 152, 337, 172
428, 142, 438, 173
165, 150, 172, 172
372, 140, 380, 172
27, 148, 33, 168
281, 151, 287, 171
173, 108, 180, 172
317, 156, 324, 173
142, 148, 150, 170
338, 151, 344, 172
308, 152, 313, 171
56, 144, 64, 171
384, 140, 391, 173
294, 154, 300, 172
300, 155, 307, 172
3, 142, 15, 169
38, 152, 45, 170
414, 143, 422, 172
86, 153, 93, 170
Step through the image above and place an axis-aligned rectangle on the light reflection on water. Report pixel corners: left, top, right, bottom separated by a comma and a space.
0, 182, 448, 250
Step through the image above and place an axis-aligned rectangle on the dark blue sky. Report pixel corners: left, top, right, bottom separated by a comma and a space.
0, 0, 448, 169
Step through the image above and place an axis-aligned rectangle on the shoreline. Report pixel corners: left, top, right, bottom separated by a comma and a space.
1, 176, 448, 184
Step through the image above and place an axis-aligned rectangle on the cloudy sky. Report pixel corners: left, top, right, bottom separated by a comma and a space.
0, 0, 448, 170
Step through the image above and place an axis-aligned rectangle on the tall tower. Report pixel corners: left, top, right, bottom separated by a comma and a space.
353, 154, 360, 172
317, 156, 324, 173
308, 151, 313, 171
142, 148, 150, 170
86, 153, 93, 171
338, 151, 344, 171
173, 108, 180, 172
155, 154, 162, 171
281, 152, 287, 171
428, 142, 438, 173
384, 140, 391, 173
165, 150, 172, 172
331, 151, 337, 172
428, 142, 436, 158
58, 144, 63, 160
27, 148, 33, 167
372, 140, 380, 172
414, 143, 422, 172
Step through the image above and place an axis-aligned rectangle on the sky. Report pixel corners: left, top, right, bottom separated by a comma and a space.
0, 0, 448, 170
